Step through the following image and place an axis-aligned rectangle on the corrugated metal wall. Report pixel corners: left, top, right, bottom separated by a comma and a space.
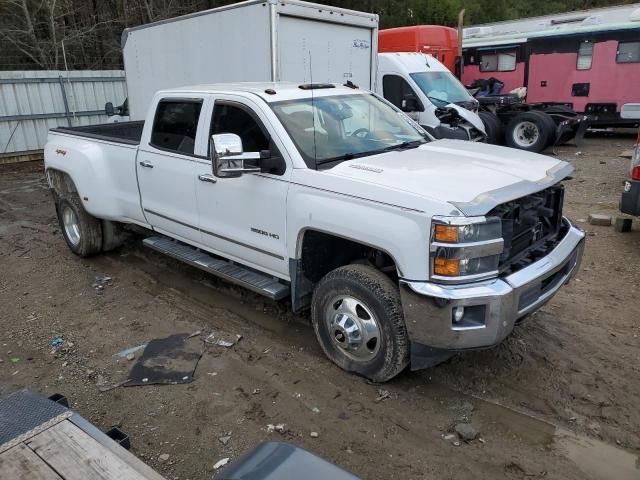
0, 70, 127, 163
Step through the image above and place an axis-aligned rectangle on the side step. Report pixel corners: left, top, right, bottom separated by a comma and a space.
142, 236, 290, 301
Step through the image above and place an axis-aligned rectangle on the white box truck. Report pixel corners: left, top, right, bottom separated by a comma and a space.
122, 0, 379, 120
120, 0, 485, 140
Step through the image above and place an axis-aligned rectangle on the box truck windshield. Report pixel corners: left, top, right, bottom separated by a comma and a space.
271, 93, 429, 167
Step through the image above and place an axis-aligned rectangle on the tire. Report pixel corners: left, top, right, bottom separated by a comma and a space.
311, 264, 409, 382
55, 194, 103, 257
529, 110, 557, 147
505, 112, 550, 153
478, 111, 504, 145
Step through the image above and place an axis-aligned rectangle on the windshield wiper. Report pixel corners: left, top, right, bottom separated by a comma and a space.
316, 141, 425, 166
382, 140, 426, 152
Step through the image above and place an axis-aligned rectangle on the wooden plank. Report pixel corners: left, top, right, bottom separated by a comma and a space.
26, 421, 164, 480
0, 443, 63, 480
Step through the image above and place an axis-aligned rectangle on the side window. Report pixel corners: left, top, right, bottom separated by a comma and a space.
480, 53, 498, 72
617, 41, 640, 63
577, 41, 593, 70
150, 100, 202, 155
480, 50, 516, 72
382, 75, 419, 109
211, 103, 270, 153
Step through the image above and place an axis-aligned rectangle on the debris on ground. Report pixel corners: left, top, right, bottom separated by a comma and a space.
310, 431, 319, 438
375, 389, 391, 403
158, 453, 170, 464
187, 330, 202, 339
588, 214, 612, 226
126, 352, 135, 361
213, 458, 230, 470
620, 149, 634, 159
454, 422, 479, 441
114, 343, 148, 359
266, 423, 286, 434
127, 334, 204, 386
312, 407, 320, 414
614, 216, 633, 233
50, 337, 63, 347
219, 434, 232, 445
92, 274, 113, 292
204, 331, 242, 348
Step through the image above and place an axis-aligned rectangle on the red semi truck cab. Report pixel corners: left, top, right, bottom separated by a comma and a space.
378, 25, 458, 73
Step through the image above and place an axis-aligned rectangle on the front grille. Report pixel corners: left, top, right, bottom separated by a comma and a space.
489, 184, 565, 275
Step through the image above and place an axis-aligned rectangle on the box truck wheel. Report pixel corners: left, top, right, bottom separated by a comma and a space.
56, 194, 103, 257
506, 112, 550, 152
478, 112, 503, 145
311, 264, 409, 382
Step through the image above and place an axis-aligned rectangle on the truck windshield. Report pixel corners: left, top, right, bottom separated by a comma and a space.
410, 71, 473, 107
271, 93, 429, 169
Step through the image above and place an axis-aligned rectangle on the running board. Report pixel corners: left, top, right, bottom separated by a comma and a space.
142, 236, 290, 301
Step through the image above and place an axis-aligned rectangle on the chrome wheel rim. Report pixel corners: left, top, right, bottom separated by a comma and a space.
325, 295, 381, 362
62, 206, 81, 247
513, 121, 539, 147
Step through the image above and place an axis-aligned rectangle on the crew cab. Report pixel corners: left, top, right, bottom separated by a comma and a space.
45, 83, 585, 381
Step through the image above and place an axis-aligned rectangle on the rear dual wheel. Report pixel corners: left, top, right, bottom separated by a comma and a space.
56, 194, 103, 257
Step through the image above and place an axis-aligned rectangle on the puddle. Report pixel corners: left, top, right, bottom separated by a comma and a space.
555, 429, 640, 480
473, 395, 639, 480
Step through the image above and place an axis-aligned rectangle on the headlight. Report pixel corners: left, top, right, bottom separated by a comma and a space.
431, 216, 503, 283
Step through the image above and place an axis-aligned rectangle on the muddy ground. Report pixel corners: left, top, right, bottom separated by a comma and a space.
1, 134, 639, 480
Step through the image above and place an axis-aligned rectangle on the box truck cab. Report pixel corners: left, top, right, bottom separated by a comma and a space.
377, 52, 486, 141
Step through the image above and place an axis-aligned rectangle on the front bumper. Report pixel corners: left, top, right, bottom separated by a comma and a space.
399, 218, 585, 351
620, 179, 640, 216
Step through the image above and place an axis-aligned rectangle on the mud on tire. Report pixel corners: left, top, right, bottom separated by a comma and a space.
311, 264, 409, 382
55, 194, 103, 257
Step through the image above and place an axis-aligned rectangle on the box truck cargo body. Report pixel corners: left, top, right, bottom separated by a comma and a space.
122, 0, 379, 119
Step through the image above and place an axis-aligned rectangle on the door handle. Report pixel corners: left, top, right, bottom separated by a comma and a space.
139, 160, 154, 168
198, 174, 217, 184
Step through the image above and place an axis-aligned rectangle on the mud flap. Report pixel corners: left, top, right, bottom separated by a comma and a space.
573, 118, 589, 148
410, 342, 455, 371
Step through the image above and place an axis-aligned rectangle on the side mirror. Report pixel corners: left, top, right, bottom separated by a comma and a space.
401, 94, 420, 113
105, 102, 115, 116
210, 134, 261, 178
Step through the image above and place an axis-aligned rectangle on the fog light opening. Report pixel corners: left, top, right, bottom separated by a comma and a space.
453, 306, 465, 323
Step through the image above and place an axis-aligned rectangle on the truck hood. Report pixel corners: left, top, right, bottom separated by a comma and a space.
446, 103, 485, 134
328, 139, 572, 215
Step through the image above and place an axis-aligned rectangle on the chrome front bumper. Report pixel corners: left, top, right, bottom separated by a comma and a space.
400, 218, 585, 350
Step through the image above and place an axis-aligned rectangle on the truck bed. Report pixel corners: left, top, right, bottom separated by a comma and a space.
51, 121, 144, 145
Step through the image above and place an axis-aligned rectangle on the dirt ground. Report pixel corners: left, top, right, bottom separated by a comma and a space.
1, 134, 639, 480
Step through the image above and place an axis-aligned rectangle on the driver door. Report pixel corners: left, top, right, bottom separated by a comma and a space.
194, 95, 290, 279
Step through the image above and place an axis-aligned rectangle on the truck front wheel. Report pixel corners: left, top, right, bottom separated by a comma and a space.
311, 265, 409, 382
55, 195, 103, 257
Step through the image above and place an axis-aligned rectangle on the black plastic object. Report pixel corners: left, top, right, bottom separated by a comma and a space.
216, 442, 361, 480
298, 83, 336, 90
105, 427, 131, 450
47, 393, 69, 408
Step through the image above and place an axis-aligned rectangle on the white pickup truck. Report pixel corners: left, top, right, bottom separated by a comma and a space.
45, 82, 585, 381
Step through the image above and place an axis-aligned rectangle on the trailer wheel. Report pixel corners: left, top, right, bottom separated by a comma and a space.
506, 112, 550, 152
55, 194, 103, 257
478, 111, 503, 145
311, 264, 409, 382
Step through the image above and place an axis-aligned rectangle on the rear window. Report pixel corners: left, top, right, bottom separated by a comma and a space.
616, 41, 640, 63
150, 100, 203, 155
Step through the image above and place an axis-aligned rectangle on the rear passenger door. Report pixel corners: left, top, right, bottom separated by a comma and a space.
137, 96, 207, 244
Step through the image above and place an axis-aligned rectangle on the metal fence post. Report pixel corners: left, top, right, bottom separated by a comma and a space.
57, 75, 73, 127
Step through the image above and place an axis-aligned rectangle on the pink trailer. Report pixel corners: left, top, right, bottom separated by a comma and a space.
462, 9, 640, 126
